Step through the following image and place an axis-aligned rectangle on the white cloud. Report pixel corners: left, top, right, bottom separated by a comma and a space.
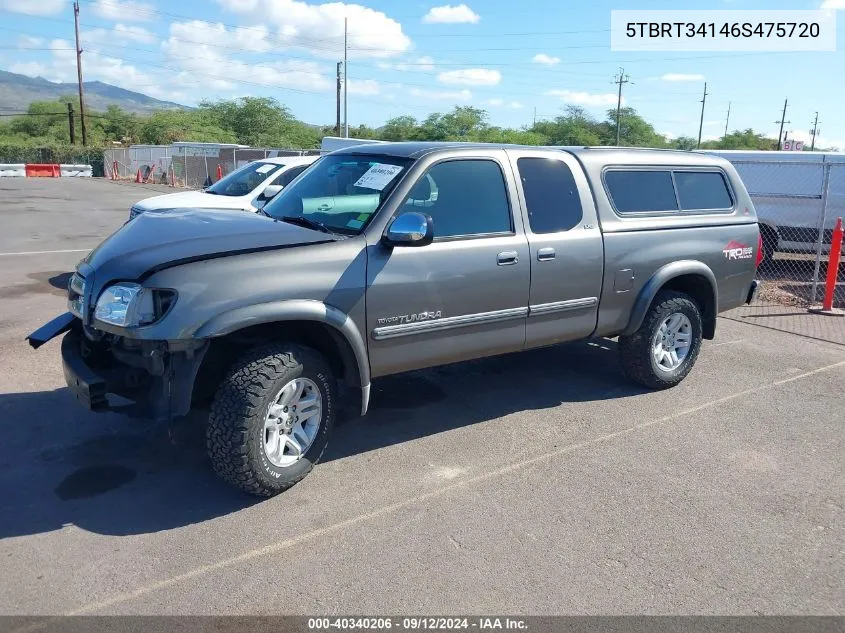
92, 0, 152, 22
409, 87, 472, 101
487, 98, 523, 109
0, 0, 66, 16
661, 73, 705, 82
348, 79, 380, 95
820, 1, 845, 8
437, 68, 501, 86
84, 24, 156, 46
9, 61, 49, 76
220, 0, 411, 58
546, 89, 620, 107
422, 4, 480, 24
532, 53, 560, 66
18, 35, 45, 48
787, 129, 844, 151
113, 24, 156, 44
378, 56, 436, 72
162, 22, 332, 93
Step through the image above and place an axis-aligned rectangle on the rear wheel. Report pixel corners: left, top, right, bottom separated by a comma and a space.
618, 291, 703, 389
207, 343, 336, 496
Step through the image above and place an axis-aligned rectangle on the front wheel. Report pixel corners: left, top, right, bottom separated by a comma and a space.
207, 343, 336, 496
618, 291, 703, 389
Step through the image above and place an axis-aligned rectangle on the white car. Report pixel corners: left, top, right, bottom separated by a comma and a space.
129, 156, 318, 220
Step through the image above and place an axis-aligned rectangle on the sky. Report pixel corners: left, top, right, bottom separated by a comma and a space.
0, 0, 843, 149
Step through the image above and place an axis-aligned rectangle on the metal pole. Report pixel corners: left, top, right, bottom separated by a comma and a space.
336, 62, 342, 136
696, 82, 708, 149
810, 112, 819, 151
343, 17, 348, 138
73, 1, 88, 146
810, 164, 832, 303
776, 99, 788, 150
67, 102, 75, 144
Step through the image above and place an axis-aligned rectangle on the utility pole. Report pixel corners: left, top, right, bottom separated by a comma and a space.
696, 82, 708, 149
73, 1, 87, 146
67, 102, 76, 144
613, 68, 629, 146
723, 101, 731, 139
810, 111, 820, 151
775, 98, 789, 150
336, 62, 342, 137
343, 16, 348, 138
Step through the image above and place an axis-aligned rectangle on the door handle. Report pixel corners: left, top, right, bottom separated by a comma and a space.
497, 251, 519, 266
537, 247, 556, 262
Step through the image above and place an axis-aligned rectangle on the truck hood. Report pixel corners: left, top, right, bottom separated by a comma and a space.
134, 190, 253, 211
81, 207, 335, 284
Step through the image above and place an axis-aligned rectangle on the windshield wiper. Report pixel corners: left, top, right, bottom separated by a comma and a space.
279, 215, 333, 234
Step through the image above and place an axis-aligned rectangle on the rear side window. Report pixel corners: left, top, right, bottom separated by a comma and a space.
605, 170, 678, 213
517, 158, 583, 233
413, 159, 512, 238
674, 171, 733, 210
605, 168, 734, 215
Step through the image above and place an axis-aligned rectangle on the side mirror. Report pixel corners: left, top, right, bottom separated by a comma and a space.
262, 184, 283, 199
383, 212, 434, 247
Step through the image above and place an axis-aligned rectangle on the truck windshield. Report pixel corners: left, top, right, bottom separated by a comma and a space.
206, 161, 282, 197
263, 154, 412, 235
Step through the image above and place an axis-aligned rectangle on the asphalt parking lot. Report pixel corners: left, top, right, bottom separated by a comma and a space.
0, 178, 842, 616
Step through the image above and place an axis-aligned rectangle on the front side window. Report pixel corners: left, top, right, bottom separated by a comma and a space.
605, 170, 678, 213
206, 161, 282, 197
263, 154, 411, 235
406, 159, 512, 238
517, 157, 583, 233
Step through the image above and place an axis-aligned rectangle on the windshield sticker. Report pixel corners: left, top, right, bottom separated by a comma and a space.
255, 164, 276, 174
353, 163, 403, 191
356, 212, 371, 221
346, 219, 365, 229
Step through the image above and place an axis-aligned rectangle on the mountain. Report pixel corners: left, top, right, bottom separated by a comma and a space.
0, 69, 187, 114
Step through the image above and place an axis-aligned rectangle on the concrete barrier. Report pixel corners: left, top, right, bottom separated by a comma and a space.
60, 164, 93, 177
0, 164, 26, 178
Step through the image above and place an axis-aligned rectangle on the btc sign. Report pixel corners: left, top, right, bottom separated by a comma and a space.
782, 140, 805, 151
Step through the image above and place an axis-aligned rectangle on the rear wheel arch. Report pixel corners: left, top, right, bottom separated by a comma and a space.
625, 262, 718, 340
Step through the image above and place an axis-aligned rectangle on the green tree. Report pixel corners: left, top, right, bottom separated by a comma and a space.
601, 107, 667, 147
530, 106, 602, 146
672, 136, 698, 151
382, 115, 419, 141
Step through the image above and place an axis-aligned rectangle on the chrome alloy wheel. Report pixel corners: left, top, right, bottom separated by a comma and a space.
263, 378, 322, 467
652, 312, 693, 372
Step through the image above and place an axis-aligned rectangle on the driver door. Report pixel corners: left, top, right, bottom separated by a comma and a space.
365, 153, 530, 378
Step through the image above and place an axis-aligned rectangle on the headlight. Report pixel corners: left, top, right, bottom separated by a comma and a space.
94, 283, 175, 327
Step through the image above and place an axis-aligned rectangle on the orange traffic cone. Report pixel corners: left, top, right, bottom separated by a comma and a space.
216, 164, 223, 181
135, 168, 142, 183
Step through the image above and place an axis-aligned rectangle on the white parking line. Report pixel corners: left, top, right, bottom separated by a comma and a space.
53, 358, 845, 618
0, 249, 91, 257
709, 339, 746, 347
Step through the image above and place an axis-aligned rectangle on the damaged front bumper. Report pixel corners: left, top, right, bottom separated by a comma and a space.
28, 313, 208, 421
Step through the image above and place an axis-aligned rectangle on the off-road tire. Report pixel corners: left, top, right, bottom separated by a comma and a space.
760, 226, 777, 266
618, 290, 703, 390
207, 343, 336, 496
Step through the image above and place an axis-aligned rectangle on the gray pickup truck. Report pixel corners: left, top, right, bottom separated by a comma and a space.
28, 143, 762, 496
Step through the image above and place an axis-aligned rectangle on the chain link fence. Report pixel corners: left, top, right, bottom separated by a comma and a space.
722, 158, 845, 344
104, 145, 320, 188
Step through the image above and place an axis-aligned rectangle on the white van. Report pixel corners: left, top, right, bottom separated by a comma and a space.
129, 156, 318, 220
702, 150, 845, 257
